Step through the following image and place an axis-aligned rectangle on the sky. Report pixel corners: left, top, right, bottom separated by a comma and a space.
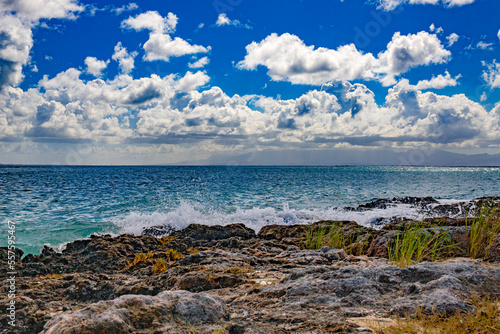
0, 0, 500, 165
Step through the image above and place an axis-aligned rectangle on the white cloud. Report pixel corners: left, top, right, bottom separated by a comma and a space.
238, 31, 451, 86
375, 0, 476, 11
480, 92, 488, 102
112, 3, 138, 15
446, 33, 459, 47
237, 33, 377, 85
498, 29, 500, 41
175, 71, 210, 92
214, 13, 251, 29
188, 57, 210, 69
1, 63, 500, 153
477, 41, 493, 50
121, 11, 178, 34
216, 13, 231, 26
429, 23, 443, 34
0, 14, 33, 88
482, 60, 500, 88
112, 42, 137, 74
84, 57, 109, 77
0, 0, 84, 21
122, 12, 210, 62
376, 31, 451, 85
142, 33, 210, 62
415, 71, 461, 90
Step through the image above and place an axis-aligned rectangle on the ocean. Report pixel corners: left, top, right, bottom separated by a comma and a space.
1, 165, 499, 255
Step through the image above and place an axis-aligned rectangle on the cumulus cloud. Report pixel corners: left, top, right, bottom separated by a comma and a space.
482, 60, 500, 88
84, 57, 109, 77
112, 42, 137, 74
1, 60, 500, 152
215, 13, 251, 29
237, 33, 377, 85
237, 31, 451, 86
121, 11, 177, 34
188, 57, 210, 69
0, 0, 84, 21
375, 0, 476, 11
0, 15, 33, 88
122, 11, 210, 62
446, 33, 459, 46
415, 71, 461, 90
498, 29, 500, 41
142, 34, 210, 62
175, 71, 210, 92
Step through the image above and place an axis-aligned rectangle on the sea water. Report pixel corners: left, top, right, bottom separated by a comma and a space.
1, 165, 499, 254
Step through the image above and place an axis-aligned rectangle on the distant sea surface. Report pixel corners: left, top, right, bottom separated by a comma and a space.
1, 165, 500, 254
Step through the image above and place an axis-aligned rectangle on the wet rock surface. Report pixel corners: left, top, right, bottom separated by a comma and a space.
1, 197, 500, 333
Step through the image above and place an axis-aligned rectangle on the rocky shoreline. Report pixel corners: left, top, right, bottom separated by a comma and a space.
1, 197, 500, 333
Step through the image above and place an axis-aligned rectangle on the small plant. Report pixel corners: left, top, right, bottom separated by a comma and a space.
165, 248, 184, 261
302, 223, 345, 250
377, 297, 500, 334
212, 325, 227, 334
152, 258, 168, 274
387, 225, 455, 268
224, 265, 251, 274
124, 252, 154, 270
160, 235, 176, 246
39, 273, 63, 279
188, 247, 200, 255
466, 203, 500, 259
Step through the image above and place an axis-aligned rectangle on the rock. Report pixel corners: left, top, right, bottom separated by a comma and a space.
41, 290, 227, 334
142, 224, 177, 237
390, 289, 474, 316
169, 223, 256, 248
21, 234, 163, 276
355, 197, 438, 211
174, 272, 245, 292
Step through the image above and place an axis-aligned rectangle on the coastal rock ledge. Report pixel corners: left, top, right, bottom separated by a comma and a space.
1, 217, 500, 333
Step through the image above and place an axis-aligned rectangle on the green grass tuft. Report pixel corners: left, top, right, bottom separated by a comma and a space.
387, 224, 456, 268
466, 203, 500, 259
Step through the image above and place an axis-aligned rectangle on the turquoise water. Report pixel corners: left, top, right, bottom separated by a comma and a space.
1, 165, 499, 254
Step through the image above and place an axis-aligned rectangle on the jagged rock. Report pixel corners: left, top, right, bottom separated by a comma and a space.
20, 234, 163, 276
168, 223, 256, 248
41, 290, 227, 334
142, 224, 177, 237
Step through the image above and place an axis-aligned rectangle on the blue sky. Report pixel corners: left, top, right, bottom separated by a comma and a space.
1, 0, 500, 164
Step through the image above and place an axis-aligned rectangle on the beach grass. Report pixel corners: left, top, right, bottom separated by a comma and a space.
302, 223, 372, 255
303, 224, 345, 250
387, 225, 456, 268
466, 203, 500, 259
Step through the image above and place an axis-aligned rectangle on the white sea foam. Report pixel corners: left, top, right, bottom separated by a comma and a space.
110, 200, 450, 236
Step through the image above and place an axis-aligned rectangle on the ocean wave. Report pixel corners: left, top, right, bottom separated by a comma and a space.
109, 200, 441, 236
